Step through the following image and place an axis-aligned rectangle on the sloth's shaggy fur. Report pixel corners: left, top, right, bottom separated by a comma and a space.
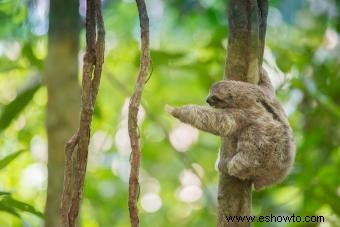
167, 71, 295, 190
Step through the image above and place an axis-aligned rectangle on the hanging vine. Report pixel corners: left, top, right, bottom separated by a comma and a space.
127, 0, 150, 227
61, 0, 105, 226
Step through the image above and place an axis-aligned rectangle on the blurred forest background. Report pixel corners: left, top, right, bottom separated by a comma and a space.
0, 0, 339, 226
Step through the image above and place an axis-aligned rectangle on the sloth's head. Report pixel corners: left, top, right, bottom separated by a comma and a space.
206, 80, 262, 109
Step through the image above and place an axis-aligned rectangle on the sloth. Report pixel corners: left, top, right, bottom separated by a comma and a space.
166, 71, 295, 190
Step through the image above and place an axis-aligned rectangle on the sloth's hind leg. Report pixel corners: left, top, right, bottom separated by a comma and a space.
228, 133, 262, 180
227, 152, 252, 180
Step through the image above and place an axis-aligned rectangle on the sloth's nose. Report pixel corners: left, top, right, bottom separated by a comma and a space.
206, 96, 214, 105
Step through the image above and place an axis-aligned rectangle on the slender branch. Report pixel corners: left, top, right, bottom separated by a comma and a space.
127, 1, 150, 226
61, 0, 105, 226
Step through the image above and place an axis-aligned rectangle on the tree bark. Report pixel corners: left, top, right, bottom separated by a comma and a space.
258, 0, 268, 67
218, 0, 268, 226
61, 0, 105, 226
44, 0, 80, 227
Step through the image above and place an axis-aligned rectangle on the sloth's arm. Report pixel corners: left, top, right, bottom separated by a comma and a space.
166, 104, 238, 136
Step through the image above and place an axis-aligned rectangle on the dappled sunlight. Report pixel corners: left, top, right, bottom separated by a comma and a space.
29, 0, 49, 35
91, 130, 113, 153
115, 126, 132, 155
141, 193, 162, 213
111, 153, 130, 182
20, 163, 47, 191
324, 29, 338, 50
176, 169, 203, 203
176, 185, 203, 203
314, 28, 339, 64
268, 7, 283, 27
169, 123, 199, 152
180, 169, 201, 186
30, 136, 47, 163
88, 130, 113, 169
1, 41, 21, 61
141, 177, 161, 194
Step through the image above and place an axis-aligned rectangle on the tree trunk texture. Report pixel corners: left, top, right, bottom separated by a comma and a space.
44, 0, 80, 226
218, 0, 268, 226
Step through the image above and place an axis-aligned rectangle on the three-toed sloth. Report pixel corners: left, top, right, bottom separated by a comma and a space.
167, 71, 295, 190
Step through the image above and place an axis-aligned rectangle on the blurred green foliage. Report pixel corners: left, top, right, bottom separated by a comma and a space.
0, 0, 339, 226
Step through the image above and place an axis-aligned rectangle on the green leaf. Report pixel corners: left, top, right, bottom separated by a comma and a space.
0, 203, 20, 217
22, 44, 43, 69
0, 191, 12, 196
0, 150, 25, 170
0, 77, 41, 132
150, 50, 185, 66
0, 196, 44, 218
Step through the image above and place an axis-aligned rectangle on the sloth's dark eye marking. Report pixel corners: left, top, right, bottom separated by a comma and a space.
206, 95, 223, 106
210, 95, 220, 102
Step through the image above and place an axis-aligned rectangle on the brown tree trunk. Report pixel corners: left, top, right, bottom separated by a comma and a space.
218, 0, 268, 226
44, 0, 80, 226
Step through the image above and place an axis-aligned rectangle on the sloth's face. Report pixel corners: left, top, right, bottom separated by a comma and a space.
205, 91, 229, 108
206, 80, 258, 109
